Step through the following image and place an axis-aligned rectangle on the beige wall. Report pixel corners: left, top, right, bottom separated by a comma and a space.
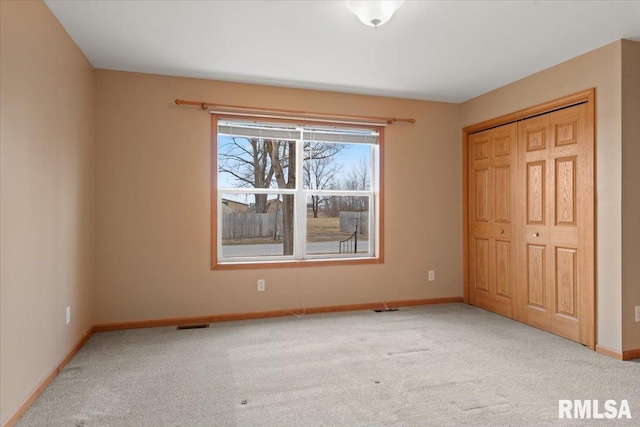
0, 2, 635, 422
461, 41, 623, 351
621, 40, 640, 352
93, 70, 462, 324
0, 1, 95, 424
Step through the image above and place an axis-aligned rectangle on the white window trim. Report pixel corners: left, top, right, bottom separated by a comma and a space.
214, 117, 382, 267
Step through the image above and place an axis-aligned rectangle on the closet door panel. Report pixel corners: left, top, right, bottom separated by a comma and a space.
495, 166, 511, 223
475, 238, 490, 293
474, 169, 490, 222
468, 123, 517, 318
518, 103, 593, 347
555, 157, 577, 226
555, 247, 578, 318
526, 161, 546, 224
495, 240, 511, 298
526, 244, 546, 309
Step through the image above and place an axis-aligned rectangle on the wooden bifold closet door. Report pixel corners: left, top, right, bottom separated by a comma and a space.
468, 101, 594, 348
468, 123, 517, 319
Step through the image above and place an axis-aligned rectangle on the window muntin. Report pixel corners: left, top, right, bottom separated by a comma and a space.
215, 117, 380, 265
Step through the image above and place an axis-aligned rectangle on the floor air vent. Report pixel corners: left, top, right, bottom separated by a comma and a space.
177, 324, 210, 330
373, 308, 398, 313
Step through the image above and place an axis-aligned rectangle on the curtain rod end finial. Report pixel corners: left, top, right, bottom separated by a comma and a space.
174, 99, 182, 105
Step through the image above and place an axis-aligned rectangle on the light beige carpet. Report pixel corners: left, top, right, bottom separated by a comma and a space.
16, 303, 640, 426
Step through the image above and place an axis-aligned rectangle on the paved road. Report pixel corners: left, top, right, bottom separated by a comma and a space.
222, 240, 369, 258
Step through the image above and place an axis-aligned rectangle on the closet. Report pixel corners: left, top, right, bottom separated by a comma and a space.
465, 92, 595, 349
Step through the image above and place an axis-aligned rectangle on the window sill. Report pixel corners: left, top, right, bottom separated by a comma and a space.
212, 256, 383, 270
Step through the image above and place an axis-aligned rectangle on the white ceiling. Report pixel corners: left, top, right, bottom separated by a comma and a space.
45, 0, 640, 103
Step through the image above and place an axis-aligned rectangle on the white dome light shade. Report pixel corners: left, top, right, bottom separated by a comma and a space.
348, 1, 404, 27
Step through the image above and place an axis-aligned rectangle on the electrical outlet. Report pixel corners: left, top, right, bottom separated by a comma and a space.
635, 306, 640, 323
65, 306, 71, 325
428, 270, 435, 281
257, 279, 265, 292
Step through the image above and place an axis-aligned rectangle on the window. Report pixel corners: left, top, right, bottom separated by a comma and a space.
212, 115, 383, 268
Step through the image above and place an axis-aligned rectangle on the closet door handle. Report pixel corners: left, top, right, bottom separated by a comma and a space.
532, 232, 539, 237
500, 229, 505, 234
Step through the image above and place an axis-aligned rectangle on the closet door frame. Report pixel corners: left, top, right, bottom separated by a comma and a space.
462, 88, 595, 348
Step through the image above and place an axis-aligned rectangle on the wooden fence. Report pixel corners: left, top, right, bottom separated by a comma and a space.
222, 213, 282, 239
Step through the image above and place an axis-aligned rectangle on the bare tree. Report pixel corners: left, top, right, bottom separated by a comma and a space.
342, 157, 370, 190
267, 140, 296, 254
218, 137, 283, 213
341, 157, 370, 212
303, 154, 341, 218
219, 137, 344, 255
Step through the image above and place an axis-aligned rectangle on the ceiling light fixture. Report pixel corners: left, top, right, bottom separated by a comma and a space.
348, 1, 404, 28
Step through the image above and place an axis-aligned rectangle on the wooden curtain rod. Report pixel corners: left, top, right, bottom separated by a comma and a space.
174, 99, 415, 125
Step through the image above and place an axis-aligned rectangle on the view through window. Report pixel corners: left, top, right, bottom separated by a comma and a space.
214, 117, 382, 265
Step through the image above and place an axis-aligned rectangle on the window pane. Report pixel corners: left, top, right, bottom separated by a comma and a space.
303, 142, 371, 191
218, 135, 296, 190
220, 193, 295, 258
306, 195, 370, 257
